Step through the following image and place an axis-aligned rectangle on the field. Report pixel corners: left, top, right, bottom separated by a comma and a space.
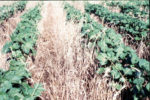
0, 1, 149, 100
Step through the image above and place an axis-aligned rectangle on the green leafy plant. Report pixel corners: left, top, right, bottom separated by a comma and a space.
0, 1, 27, 24
106, 1, 149, 21
64, 3, 150, 99
64, 3, 82, 23
84, 3, 149, 41
0, 4, 44, 100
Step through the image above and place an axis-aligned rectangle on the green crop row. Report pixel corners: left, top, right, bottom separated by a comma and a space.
106, 1, 149, 21
84, 3, 149, 41
64, 3, 82, 23
64, 3, 150, 100
106, 0, 149, 9
0, 5, 44, 100
0, 1, 27, 24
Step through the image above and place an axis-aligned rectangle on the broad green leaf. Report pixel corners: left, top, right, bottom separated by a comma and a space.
21, 83, 34, 96
139, 59, 150, 72
21, 41, 34, 54
106, 51, 116, 61
111, 83, 122, 90
8, 88, 20, 98
115, 83, 122, 90
97, 53, 108, 65
133, 95, 138, 100
98, 41, 108, 52
11, 43, 20, 50
111, 69, 121, 79
115, 46, 124, 57
32, 84, 44, 97
12, 50, 23, 58
123, 68, 133, 75
24, 97, 34, 100
97, 67, 105, 74
4, 71, 22, 83
13, 93, 24, 100
10, 60, 26, 67
0, 3, 43, 100
10, 33, 24, 43
133, 77, 144, 85
0, 81, 12, 92
131, 52, 139, 64
135, 84, 142, 92
113, 63, 123, 71
135, 37, 141, 41
141, 32, 147, 37
146, 83, 150, 92
0, 92, 9, 100
119, 77, 126, 83
2, 42, 12, 53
